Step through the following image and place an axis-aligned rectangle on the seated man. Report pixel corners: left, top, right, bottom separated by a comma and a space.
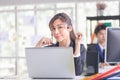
86, 23, 109, 75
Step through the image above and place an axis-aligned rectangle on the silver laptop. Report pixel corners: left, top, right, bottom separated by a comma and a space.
25, 47, 75, 79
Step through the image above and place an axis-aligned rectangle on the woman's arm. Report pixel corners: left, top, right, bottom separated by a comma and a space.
74, 44, 86, 75
73, 32, 86, 75
73, 32, 83, 57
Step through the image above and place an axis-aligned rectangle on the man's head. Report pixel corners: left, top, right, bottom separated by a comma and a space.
94, 23, 107, 44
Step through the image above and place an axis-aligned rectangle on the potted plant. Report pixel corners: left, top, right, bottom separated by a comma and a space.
96, 2, 107, 16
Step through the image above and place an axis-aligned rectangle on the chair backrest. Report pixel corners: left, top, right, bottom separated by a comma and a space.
86, 44, 99, 76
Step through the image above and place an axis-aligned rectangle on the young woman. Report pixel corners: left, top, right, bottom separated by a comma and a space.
36, 12, 86, 75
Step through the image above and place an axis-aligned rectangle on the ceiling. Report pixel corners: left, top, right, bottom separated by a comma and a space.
0, 0, 118, 6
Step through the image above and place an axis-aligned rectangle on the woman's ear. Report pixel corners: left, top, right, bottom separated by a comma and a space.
67, 26, 73, 32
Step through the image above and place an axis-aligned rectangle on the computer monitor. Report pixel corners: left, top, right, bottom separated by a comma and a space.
105, 27, 120, 63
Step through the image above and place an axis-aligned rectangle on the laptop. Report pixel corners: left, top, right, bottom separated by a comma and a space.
25, 47, 75, 79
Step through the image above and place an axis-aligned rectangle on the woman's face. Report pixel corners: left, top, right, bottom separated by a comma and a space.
50, 19, 71, 42
96, 29, 106, 44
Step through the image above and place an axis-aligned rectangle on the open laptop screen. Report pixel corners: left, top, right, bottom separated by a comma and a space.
25, 47, 75, 79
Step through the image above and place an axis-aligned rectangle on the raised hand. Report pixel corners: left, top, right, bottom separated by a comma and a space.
75, 32, 83, 45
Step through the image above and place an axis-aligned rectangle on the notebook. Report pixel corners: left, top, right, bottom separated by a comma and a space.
25, 47, 75, 79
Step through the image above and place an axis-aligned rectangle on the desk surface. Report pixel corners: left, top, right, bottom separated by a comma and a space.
0, 66, 117, 80
0, 76, 85, 80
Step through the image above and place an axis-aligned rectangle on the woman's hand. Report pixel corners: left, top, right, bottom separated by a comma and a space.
35, 37, 52, 47
75, 32, 83, 45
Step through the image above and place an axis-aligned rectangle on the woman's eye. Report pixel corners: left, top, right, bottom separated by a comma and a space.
51, 28, 55, 31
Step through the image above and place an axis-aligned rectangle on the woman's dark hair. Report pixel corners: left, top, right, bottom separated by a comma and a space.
49, 12, 76, 41
94, 23, 107, 35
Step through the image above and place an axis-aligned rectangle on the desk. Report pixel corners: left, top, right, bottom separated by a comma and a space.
99, 66, 116, 73
0, 76, 85, 80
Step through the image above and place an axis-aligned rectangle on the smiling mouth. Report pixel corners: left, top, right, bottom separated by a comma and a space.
55, 35, 60, 38
55, 36, 60, 39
